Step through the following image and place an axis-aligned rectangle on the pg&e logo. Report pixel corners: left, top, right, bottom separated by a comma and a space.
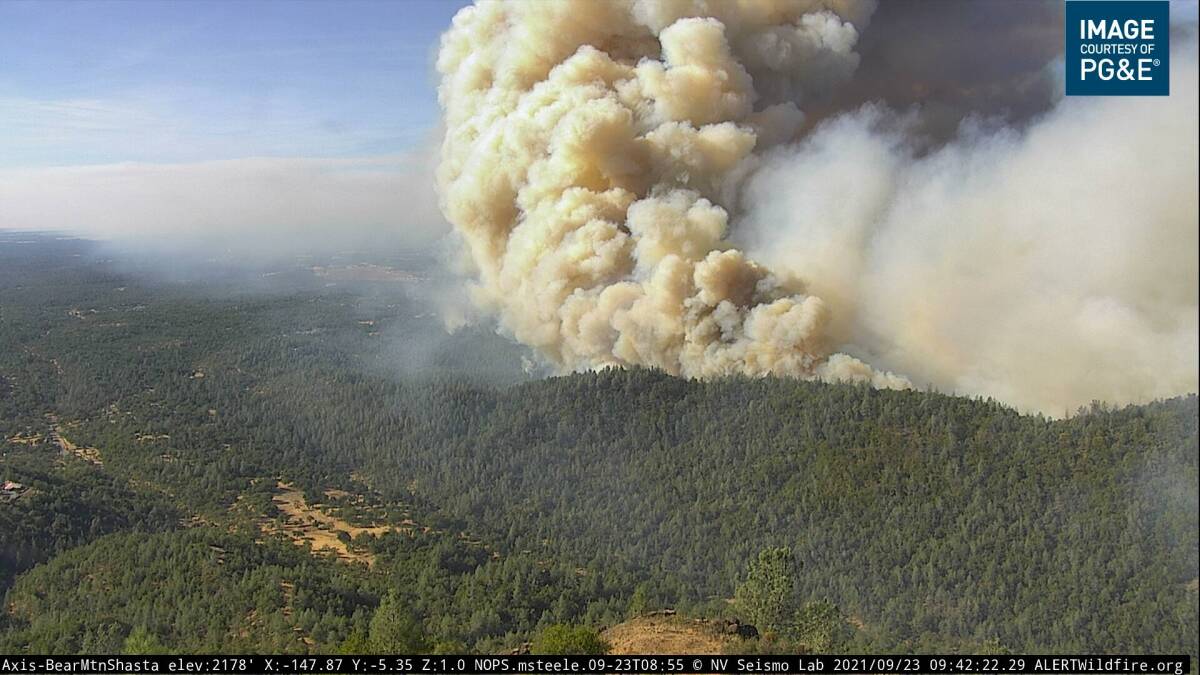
1065, 0, 1169, 95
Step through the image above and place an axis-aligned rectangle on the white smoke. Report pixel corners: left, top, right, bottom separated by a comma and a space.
436, 0, 1199, 413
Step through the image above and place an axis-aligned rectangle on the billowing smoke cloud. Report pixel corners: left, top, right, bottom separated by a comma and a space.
436, 0, 907, 389
435, 0, 1199, 413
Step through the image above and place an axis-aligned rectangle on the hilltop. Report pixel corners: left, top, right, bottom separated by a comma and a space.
601, 612, 744, 655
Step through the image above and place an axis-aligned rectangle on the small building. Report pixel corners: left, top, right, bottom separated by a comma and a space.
2, 480, 28, 501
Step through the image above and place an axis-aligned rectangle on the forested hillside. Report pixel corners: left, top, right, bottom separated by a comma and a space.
356, 371, 1198, 653
1, 234, 1196, 656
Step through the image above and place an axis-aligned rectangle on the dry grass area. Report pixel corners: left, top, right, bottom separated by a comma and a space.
602, 613, 734, 655
5, 432, 44, 445
265, 482, 401, 566
52, 426, 102, 465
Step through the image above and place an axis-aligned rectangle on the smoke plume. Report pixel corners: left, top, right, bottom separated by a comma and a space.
435, 0, 1199, 413
0, 153, 447, 262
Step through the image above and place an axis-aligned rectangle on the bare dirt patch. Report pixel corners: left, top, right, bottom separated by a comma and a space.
264, 482, 402, 566
52, 425, 102, 465
602, 613, 735, 655
5, 433, 44, 445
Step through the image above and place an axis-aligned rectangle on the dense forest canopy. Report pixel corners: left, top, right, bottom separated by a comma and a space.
1, 233, 1196, 656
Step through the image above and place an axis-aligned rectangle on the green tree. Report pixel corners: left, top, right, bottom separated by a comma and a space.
793, 600, 849, 653
121, 626, 169, 655
432, 639, 468, 654
978, 638, 1012, 655
369, 592, 428, 654
736, 547, 799, 634
531, 624, 610, 655
627, 583, 651, 617
336, 627, 371, 654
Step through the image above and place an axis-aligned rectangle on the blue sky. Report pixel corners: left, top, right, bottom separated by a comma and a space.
0, 0, 470, 168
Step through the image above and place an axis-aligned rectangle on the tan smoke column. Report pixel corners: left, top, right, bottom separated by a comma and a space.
436, 0, 907, 388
